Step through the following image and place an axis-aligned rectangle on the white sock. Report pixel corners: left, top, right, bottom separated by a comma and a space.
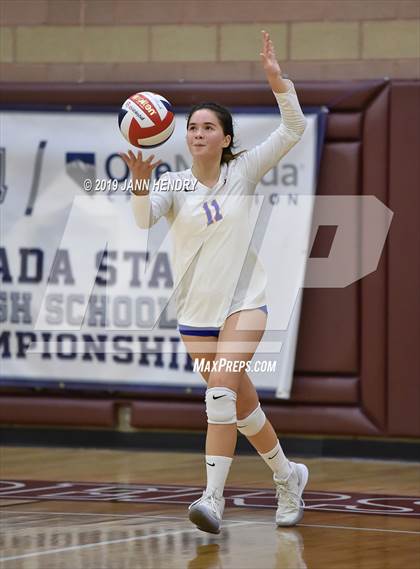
205, 455, 233, 498
259, 441, 291, 480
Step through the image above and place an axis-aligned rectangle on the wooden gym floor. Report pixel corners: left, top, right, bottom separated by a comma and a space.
0, 446, 419, 568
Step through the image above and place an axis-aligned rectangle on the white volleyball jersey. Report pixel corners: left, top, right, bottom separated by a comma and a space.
131, 80, 307, 327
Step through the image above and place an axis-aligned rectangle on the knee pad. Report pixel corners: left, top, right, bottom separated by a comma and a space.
205, 387, 237, 425
237, 403, 266, 436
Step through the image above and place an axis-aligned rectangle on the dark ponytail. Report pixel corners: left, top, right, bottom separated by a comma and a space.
186, 102, 245, 164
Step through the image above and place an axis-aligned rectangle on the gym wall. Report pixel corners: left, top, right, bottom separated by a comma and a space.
0, 0, 419, 83
0, 1, 419, 441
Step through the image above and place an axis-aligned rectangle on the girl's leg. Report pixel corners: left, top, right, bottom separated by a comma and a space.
232, 371, 289, 476
181, 332, 288, 475
181, 308, 267, 533
205, 307, 267, 462
181, 313, 308, 529
215, 310, 308, 527
180, 333, 232, 530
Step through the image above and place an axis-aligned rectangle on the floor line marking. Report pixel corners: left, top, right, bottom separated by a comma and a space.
297, 523, 420, 536
0, 521, 252, 562
2, 509, 183, 519
2, 509, 419, 535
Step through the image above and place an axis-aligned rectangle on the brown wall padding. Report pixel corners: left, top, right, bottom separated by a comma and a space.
0, 396, 115, 427
1, 79, 419, 437
388, 82, 420, 436
129, 400, 379, 436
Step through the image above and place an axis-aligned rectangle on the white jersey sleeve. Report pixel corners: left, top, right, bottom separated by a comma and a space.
237, 79, 307, 185
130, 172, 173, 229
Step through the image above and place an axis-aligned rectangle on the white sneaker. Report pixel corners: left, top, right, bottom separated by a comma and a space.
274, 461, 308, 526
188, 490, 225, 534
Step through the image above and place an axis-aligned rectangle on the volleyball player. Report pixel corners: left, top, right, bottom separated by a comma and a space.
121, 30, 308, 534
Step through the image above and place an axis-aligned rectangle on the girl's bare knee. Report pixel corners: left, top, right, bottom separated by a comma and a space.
236, 373, 259, 419
237, 399, 260, 421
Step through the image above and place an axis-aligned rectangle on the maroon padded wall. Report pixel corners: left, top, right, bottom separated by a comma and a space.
0, 80, 419, 437
387, 82, 420, 437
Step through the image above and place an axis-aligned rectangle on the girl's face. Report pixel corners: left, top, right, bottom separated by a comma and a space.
186, 109, 231, 161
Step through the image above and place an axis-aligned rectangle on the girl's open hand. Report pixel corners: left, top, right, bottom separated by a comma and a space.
119, 150, 162, 181
260, 30, 283, 79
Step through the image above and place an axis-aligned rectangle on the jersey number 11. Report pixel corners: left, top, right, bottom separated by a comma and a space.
203, 199, 223, 225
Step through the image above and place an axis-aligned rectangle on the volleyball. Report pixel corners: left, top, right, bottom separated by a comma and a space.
118, 91, 175, 148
